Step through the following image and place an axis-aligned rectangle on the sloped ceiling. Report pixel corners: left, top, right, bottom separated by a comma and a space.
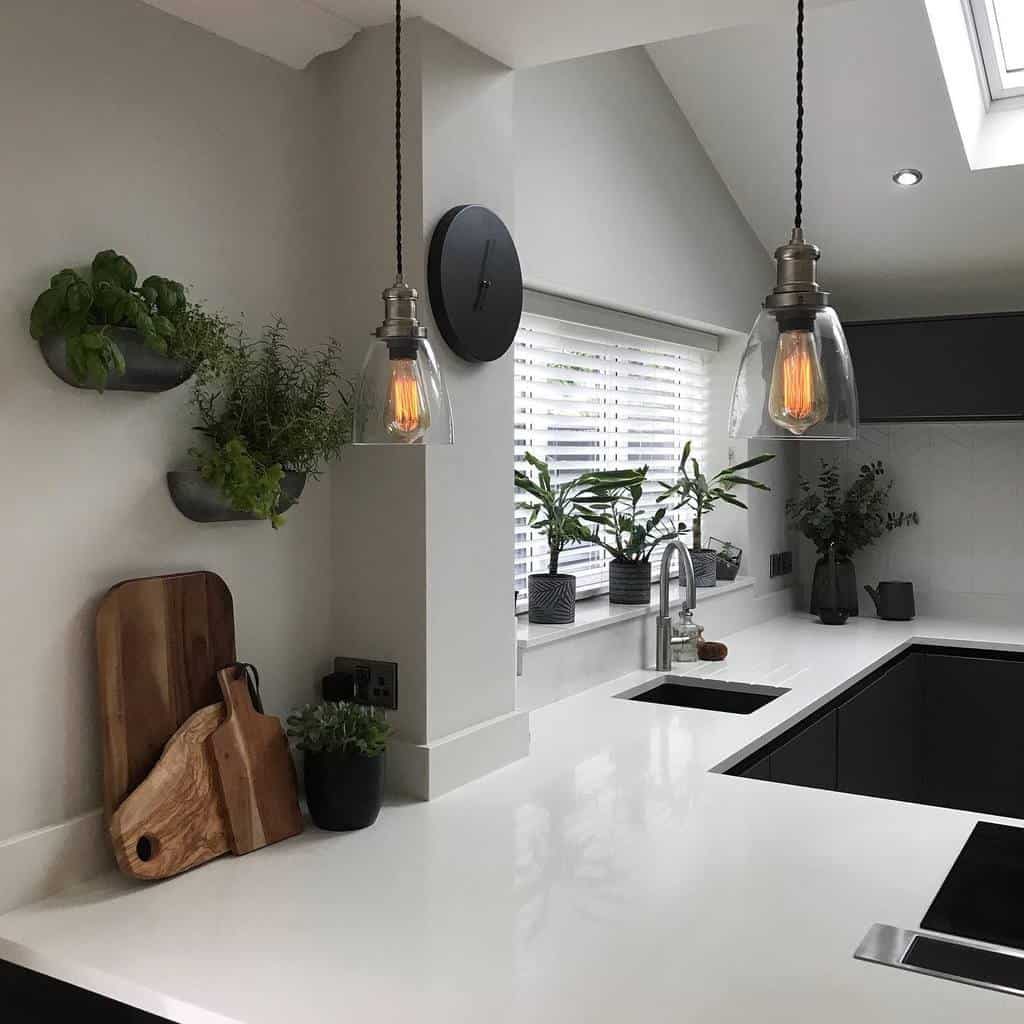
650, 0, 1024, 319
141, 0, 846, 70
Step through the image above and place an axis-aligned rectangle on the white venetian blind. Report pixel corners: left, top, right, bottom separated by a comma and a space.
514, 301, 714, 597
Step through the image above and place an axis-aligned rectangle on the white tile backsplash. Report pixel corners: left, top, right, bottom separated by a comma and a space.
798, 422, 1024, 612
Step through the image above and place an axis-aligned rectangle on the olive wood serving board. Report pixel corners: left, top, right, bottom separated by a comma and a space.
209, 665, 303, 854
108, 704, 230, 880
96, 572, 236, 819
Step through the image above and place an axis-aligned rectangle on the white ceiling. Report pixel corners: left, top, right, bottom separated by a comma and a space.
650, 0, 1024, 319
141, 0, 845, 70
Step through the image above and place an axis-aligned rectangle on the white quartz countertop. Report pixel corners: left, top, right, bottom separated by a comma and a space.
4, 612, 1024, 1022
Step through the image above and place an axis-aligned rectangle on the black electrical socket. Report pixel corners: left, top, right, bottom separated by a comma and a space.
769, 551, 794, 578
323, 656, 398, 710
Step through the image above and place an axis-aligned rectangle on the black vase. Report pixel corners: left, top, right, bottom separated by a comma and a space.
527, 573, 576, 624
304, 749, 385, 831
810, 552, 859, 618
609, 560, 652, 604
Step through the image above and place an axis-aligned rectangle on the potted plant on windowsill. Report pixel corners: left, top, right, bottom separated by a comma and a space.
658, 442, 776, 588
287, 701, 392, 831
787, 460, 919, 618
514, 454, 632, 623
29, 249, 230, 392
578, 465, 685, 605
172, 319, 352, 527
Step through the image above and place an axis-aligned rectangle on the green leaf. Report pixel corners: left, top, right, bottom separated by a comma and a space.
91, 249, 137, 292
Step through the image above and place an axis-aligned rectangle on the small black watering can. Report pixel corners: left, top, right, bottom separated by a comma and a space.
864, 581, 916, 621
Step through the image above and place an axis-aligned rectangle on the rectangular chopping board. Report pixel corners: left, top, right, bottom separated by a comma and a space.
96, 571, 235, 818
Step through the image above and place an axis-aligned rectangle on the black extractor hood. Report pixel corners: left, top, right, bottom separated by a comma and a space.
845, 311, 1024, 422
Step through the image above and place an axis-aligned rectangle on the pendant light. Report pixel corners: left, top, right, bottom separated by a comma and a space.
728, 0, 858, 441
352, 0, 454, 446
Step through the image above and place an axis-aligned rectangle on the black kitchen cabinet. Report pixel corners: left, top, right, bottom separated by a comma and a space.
845, 312, 1024, 422
0, 959, 169, 1022
837, 654, 920, 802
920, 653, 1024, 819
726, 645, 1024, 821
742, 756, 771, 781
769, 711, 837, 791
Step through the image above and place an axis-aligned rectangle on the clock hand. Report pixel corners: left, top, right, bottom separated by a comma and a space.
473, 238, 495, 311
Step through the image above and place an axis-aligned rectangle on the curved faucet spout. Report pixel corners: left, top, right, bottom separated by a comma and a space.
656, 538, 697, 671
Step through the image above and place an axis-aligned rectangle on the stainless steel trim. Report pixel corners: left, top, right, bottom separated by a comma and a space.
855, 923, 1024, 998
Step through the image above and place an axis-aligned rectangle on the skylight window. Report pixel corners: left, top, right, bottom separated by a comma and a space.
971, 0, 1024, 100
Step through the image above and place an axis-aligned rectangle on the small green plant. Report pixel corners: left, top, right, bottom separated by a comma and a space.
514, 453, 636, 574
658, 442, 776, 550
190, 319, 352, 527
29, 250, 190, 389
787, 460, 919, 557
576, 464, 686, 564
716, 540, 742, 567
287, 701, 392, 757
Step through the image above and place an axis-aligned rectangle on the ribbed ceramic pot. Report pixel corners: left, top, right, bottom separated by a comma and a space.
608, 560, 652, 605
691, 549, 718, 588
527, 573, 576, 624
304, 749, 385, 832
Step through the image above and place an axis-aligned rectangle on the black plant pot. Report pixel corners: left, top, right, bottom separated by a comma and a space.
609, 560, 652, 605
167, 470, 307, 523
40, 328, 192, 392
810, 553, 859, 617
528, 573, 576, 624
691, 549, 718, 588
304, 749, 385, 831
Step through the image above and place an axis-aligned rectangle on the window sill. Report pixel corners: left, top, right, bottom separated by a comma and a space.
516, 576, 755, 653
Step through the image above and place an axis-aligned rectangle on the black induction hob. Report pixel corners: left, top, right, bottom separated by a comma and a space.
921, 821, 1024, 950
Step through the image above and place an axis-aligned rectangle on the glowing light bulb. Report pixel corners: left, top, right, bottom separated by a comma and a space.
768, 328, 828, 435
385, 356, 431, 442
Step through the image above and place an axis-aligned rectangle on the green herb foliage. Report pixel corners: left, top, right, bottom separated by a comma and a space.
515, 454, 640, 574
190, 319, 352, 527
28, 249, 226, 390
287, 701, 392, 757
786, 460, 919, 557
576, 464, 687, 564
658, 441, 775, 550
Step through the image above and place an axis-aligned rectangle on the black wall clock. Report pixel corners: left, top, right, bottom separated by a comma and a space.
427, 205, 523, 363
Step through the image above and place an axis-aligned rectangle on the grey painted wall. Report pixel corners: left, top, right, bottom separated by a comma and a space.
0, 0, 336, 844
514, 47, 773, 336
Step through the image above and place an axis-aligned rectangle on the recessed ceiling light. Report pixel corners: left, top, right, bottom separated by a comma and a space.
893, 168, 923, 186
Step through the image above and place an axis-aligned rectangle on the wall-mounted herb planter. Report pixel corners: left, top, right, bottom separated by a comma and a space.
40, 328, 192, 393
167, 470, 307, 523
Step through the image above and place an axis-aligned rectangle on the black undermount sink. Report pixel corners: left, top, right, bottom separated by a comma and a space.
621, 675, 790, 714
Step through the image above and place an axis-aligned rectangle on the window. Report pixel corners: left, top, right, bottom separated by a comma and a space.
971, 0, 1024, 101
513, 299, 713, 599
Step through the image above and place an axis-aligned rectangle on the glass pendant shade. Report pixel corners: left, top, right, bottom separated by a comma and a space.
728, 304, 858, 440
353, 335, 454, 445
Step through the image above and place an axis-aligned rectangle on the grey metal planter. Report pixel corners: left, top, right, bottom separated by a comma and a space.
609, 560, 652, 605
40, 328, 192, 392
167, 470, 307, 523
691, 549, 718, 588
527, 573, 576, 624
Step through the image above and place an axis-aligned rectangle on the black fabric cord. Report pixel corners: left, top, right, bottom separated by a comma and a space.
795, 0, 805, 231
395, 0, 404, 279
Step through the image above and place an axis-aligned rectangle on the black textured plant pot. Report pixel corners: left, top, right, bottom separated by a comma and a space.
167, 470, 307, 523
528, 573, 576, 624
810, 555, 859, 617
609, 560, 652, 605
691, 549, 718, 588
40, 328, 192, 392
304, 749, 385, 831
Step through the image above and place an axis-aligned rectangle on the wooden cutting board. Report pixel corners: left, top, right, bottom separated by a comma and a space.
209, 665, 303, 854
96, 572, 235, 819
108, 704, 231, 880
